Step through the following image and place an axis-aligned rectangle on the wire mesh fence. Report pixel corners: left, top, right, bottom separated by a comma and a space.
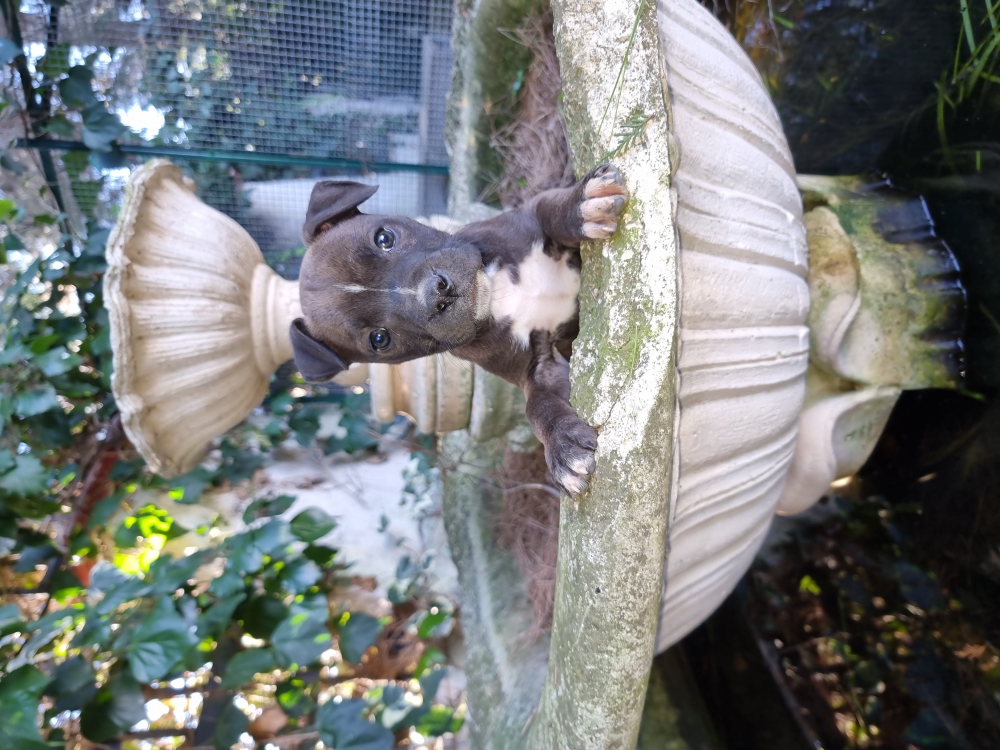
11, 0, 454, 277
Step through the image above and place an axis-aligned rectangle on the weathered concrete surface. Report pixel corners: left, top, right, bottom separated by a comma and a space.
525, 0, 680, 747
440, 430, 550, 750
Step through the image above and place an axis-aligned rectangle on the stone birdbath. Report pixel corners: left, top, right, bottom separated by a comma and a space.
104, 0, 965, 747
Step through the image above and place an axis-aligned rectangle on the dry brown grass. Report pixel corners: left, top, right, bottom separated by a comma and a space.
496, 445, 560, 635
491, 11, 575, 209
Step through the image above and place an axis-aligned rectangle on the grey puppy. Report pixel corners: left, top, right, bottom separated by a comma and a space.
290, 164, 629, 496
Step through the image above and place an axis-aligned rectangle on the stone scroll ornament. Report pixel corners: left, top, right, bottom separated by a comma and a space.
104, 0, 964, 662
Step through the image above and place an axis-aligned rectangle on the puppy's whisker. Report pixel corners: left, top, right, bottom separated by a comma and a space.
443, 351, 474, 376
330, 283, 421, 296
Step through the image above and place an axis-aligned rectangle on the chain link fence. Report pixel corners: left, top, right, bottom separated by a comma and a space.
13, 0, 454, 277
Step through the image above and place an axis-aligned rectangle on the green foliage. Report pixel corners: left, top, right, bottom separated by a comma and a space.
213, 698, 251, 750
0, 37, 21, 65
337, 611, 385, 664
0, 14, 460, 749
0, 665, 50, 750
221, 648, 278, 689
290, 506, 337, 542
272, 604, 334, 669
317, 699, 394, 750
78, 671, 146, 743
934, 0, 1000, 161
127, 597, 199, 682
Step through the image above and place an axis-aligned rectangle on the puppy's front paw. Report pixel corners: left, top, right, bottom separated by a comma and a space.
546, 417, 599, 496
581, 164, 629, 240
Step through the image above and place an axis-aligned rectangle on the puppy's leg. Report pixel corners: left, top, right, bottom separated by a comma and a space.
527, 164, 630, 245
524, 335, 598, 496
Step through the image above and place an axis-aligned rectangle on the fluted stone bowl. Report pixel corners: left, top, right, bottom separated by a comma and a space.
104, 0, 961, 656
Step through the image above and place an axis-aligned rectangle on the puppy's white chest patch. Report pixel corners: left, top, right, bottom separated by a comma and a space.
489, 240, 580, 346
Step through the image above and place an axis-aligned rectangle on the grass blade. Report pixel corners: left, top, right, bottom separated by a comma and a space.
598, 0, 648, 139
961, 0, 977, 54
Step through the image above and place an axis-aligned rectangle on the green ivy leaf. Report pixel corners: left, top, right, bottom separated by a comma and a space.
148, 550, 207, 594
281, 558, 322, 594
3, 257, 41, 316
413, 646, 447, 678
87, 491, 126, 530
329, 411, 381, 455
213, 698, 250, 750
81, 102, 125, 152
240, 594, 288, 640
288, 404, 323, 446
0, 455, 49, 496
337, 612, 383, 664
417, 610, 449, 639
58, 66, 98, 108
89, 146, 130, 171
217, 440, 264, 484
14, 386, 60, 417
197, 592, 246, 640
12, 542, 55, 572
88, 560, 128, 592
0, 152, 26, 178
220, 648, 277, 689
46, 656, 97, 711
419, 667, 448, 703
127, 598, 198, 682
271, 608, 332, 669
79, 670, 146, 743
40, 115, 75, 138
242, 494, 295, 523
94, 575, 152, 615
0, 198, 17, 220
276, 677, 315, 718
208, 569, 244, 599
0, 665, 50, 748
82, 226, 110, 257
415, 705, 458, 738
0, 603, 24, 636
289, 507, 337, 543
303, 543, 338, 567
252, 518, 294, 557
2, 231, 25, 251
50, 567, 83, 603
0, 37, 22, 64
226, 531, 264, 574
168, 466, 213, 505
316, 699, 393, 750
33, 346, 83, 377
379, 684, 415, 730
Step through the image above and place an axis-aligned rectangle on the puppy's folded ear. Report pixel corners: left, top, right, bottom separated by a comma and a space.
303, 181, 379, 244
290, 319, 351, 383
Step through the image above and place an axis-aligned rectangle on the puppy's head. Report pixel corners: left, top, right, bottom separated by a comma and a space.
291, 180, 491, 382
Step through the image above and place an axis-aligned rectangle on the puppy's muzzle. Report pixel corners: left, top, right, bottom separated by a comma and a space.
425, 271, 457, 315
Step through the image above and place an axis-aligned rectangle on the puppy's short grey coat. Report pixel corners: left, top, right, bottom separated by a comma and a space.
290, 164, 629, 495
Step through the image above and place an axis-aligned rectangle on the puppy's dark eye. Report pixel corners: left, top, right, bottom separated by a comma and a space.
369, 328, 391, 351
374, 227, 395, 250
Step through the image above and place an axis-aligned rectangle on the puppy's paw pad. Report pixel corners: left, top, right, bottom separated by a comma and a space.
581, 195, 627, 239
554, 468, 590, 497
581, 165, 628, 239
584, 164, 629, 200
546, 418, 599, 497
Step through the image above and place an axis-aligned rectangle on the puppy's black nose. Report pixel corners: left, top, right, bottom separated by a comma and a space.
426, 272, 456, 314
